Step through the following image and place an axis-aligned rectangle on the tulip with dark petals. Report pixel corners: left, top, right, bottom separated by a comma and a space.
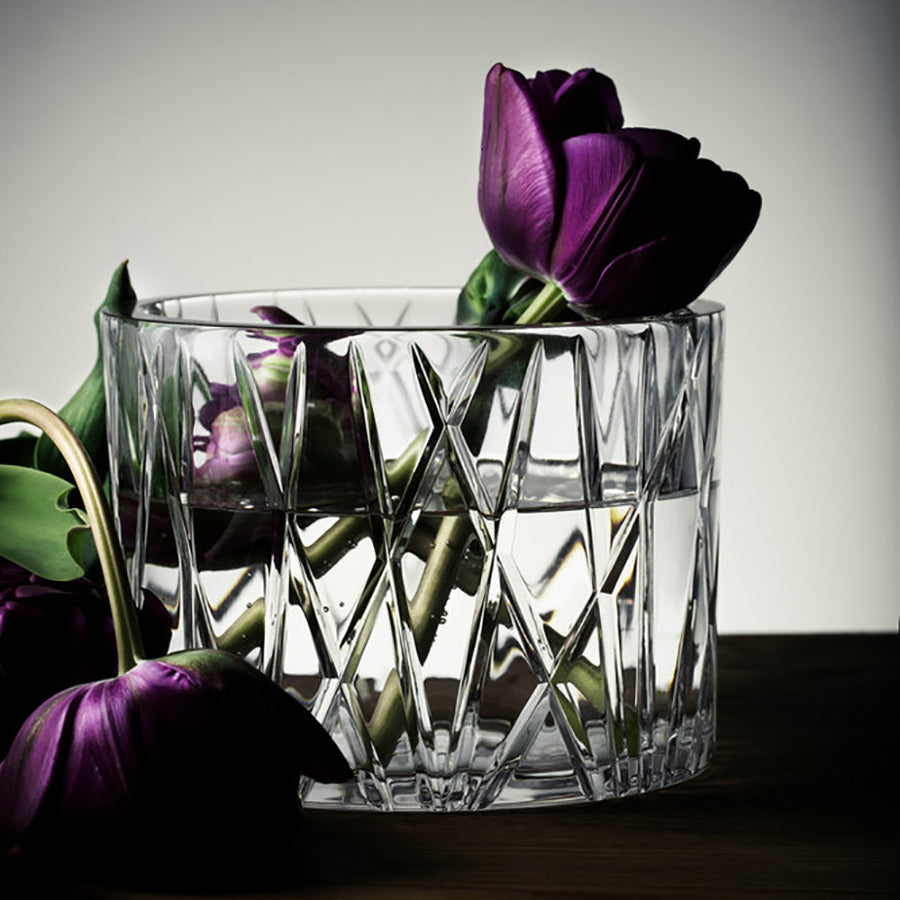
0, 558, 171, 756
478, 63, 761, 318
0, 649, 352, 865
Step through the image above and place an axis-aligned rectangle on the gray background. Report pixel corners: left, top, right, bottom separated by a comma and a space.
1, 0, 897, 633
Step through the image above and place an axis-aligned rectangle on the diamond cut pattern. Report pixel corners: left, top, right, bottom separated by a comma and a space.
102, 296, 724, 811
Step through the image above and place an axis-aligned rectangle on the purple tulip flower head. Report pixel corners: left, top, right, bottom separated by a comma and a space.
195, 405, 260, 483
0, 558, 171, 756
192, 306, 358, 504
194, 307, 296, 487
479, 63, 761, 318
0, 649, 351, 868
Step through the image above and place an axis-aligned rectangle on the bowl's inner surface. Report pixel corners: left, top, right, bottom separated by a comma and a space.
135, 288, 462, 330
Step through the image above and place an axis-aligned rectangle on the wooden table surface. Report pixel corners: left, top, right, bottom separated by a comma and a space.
2, 634, 897, 899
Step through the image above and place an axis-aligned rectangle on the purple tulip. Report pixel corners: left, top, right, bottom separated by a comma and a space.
195, 406, 260, 483
193, 307, 358, 495
194, 358, 290, 484
194, 307, 297, 485
0, 649, 352, 864
196, 305, 299, 432
478, 63, 761, 317
0, 558, 171, 756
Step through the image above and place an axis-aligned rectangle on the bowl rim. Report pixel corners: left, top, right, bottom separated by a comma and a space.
100, 286, 724, 332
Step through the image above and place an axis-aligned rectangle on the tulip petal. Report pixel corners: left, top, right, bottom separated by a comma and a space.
0, 686, 82, 848
568, 153, 684, 281
479, 63, 559, 276
57, 678, 146, 828
575, 236, 694, 317
683, 160, 762, 284
551, 133, 640, 289
579, 231, 729, 317
571, 165, 761, 317
618, 127, 700, 162
559, 135, 761, 315
527, 69, 571, 132
569, 134, 703, 287
0, 563, 171, 757
552, 68, 624, 136
529, 68, 624, 144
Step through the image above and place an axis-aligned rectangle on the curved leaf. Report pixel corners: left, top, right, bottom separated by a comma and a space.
34, 260, 137, 481
0, 464, 90, 580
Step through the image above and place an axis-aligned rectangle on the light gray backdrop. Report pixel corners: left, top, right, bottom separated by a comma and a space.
1, 0, 897, 633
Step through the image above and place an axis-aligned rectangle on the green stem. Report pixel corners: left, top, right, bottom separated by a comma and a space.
213, 433, 430, 660
408, 517, 473, 658
546, 629, 606, 715
217, 596, 265, 657
0, 398, 144, 673
514, 281, 566, 325
368, 669, 412, 765
368, 516, 473, 761
306, 431, 425, 576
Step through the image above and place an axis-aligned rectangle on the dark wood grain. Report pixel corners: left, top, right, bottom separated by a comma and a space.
2, 634, 897, 898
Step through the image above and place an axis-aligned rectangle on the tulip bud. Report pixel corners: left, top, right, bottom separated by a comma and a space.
195, 406, 258, 483
250, 347, 292, 402
477, 63, 761, 319
194, 323, 294, 486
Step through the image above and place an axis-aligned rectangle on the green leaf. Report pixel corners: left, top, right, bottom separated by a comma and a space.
0, 464, 91, 580
34, 260, 137, 482
456, 249, 545, 325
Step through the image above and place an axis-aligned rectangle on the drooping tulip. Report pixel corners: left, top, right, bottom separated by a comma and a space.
478, 63, 761, 318
0, 649, 352, 863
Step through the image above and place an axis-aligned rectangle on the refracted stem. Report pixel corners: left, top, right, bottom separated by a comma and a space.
367, 515, 474, 762
216, 434, 429, 658
352, 284, 602, 762
366, 510, 607, 762
217, 596, 265, 657
305, 431, 426, 577
0, 398, 145, 673
547, 631, 606, 715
